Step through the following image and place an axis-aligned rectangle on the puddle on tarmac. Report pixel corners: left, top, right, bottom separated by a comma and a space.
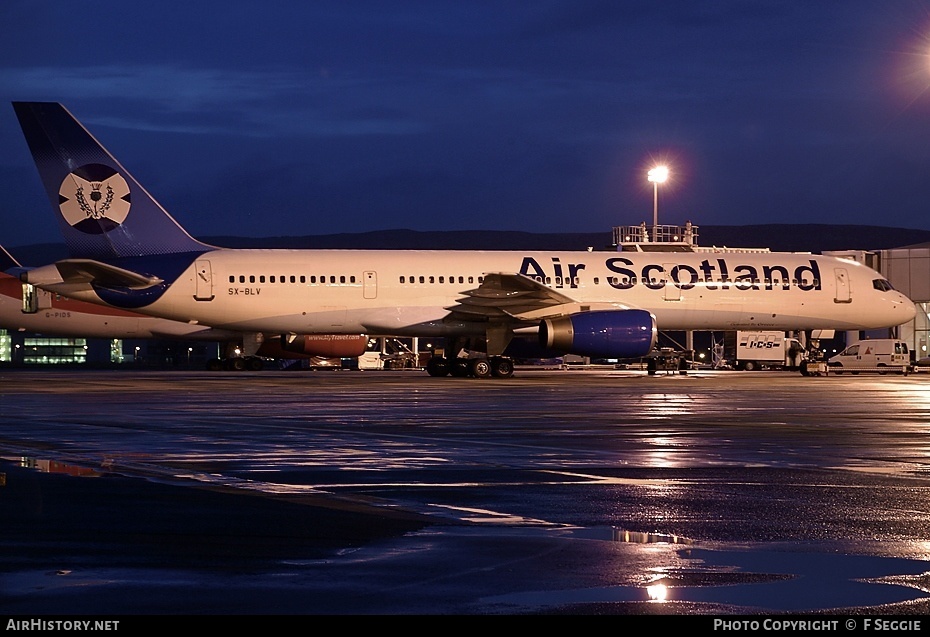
486, 527, 930, 612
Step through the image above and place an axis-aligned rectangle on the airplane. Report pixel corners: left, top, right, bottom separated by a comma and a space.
9, 102, 918, 378
0, 244, 370, 370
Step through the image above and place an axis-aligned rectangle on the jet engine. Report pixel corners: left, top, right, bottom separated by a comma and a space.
539, 309, 657, 359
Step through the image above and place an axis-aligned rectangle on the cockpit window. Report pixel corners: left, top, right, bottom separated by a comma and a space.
872, 279, 894, 292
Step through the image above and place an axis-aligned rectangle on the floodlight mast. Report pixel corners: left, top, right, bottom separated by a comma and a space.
647, 165, 669, 234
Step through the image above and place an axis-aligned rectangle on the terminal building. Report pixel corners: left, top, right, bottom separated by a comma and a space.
0, 330, 220, 368
837, 245, 930, 359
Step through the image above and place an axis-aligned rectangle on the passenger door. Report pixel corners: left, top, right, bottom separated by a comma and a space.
194, 259, 214, 301
834, 268, 850, 303
363, 271, 377, 299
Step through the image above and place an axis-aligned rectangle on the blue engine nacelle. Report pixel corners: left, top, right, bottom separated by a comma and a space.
539, 309, 657, 359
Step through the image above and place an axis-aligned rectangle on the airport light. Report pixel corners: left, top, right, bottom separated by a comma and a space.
647, 165, 669, 233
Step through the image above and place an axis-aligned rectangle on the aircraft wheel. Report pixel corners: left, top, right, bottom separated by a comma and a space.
426, 356, 450, 377
491, 357, 514, 378
246, 357, 263, 371
470, 358, 492, 379
227, 358, 247, 372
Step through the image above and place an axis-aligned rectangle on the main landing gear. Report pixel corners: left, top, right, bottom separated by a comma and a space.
425, 356, 515, 379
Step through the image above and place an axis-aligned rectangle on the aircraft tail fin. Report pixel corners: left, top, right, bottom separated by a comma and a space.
12, 102, 210, 260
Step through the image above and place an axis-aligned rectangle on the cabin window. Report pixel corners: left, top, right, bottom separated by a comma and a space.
468, 276, 474, 284
340, 275, 346, 283
249, 275, 255, 283
300, 275, 306, 283
439, 276, 445, 284
228, 275, 235, 283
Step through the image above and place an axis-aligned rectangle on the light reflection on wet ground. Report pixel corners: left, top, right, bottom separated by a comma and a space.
2, 368, 930, 614
484, 545, 930, 612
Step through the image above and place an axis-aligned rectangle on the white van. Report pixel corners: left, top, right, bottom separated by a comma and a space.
828, 339, 910, 373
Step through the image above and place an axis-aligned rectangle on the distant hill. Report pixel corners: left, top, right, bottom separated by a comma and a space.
696, 224, 930, 252
10, 224, 930, 265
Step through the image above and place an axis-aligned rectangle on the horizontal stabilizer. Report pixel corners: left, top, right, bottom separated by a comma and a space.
23, 259, 163, 289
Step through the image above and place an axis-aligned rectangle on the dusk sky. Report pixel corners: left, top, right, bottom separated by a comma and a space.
3, 1, 930, 248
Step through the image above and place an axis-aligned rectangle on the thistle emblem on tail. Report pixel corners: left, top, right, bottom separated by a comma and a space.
58, 163, 131, 234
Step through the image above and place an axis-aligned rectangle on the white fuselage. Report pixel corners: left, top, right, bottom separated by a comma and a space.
46, 248, 916, 336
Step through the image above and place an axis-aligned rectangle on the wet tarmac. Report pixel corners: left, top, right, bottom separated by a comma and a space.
2, 366, 930, 617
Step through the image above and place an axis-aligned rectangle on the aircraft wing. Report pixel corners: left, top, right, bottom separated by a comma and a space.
446, 272, 635, 323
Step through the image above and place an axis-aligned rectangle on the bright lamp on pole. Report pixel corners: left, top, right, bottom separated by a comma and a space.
647, 165, 669, 232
